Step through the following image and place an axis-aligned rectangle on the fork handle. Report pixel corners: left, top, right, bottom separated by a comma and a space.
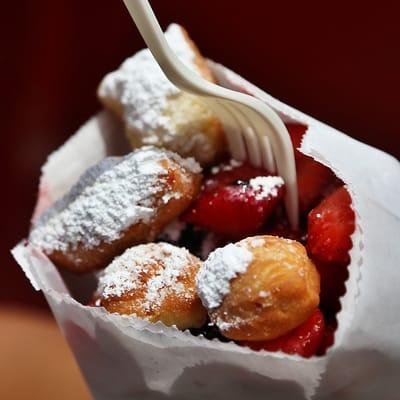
123, 0, 167, 61
123, 0, 198, 91
122, 0, 299, 229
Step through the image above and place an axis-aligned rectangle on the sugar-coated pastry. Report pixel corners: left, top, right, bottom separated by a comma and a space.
97, 242, 207, 329
98, 23, 226, 166
30, 147, 202, 273
196, 235, 320, 341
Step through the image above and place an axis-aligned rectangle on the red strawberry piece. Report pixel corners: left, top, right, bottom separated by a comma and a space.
265, 217, 306, 243
241, 309, 325, 358
286, 123, 338, 213
297, 159, 337, 214
208, 161, 271, 188
307, 187, 355, 264
286, 123, 308, 164
317, 319, 337, 355
183, 180, 285, 239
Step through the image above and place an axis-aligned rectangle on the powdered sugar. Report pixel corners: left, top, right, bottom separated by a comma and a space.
98, 24, 200, 142
248, 238, 265, 248
162, 191, 182, 204
258, 290, 271, 298
98, 243, 196, 312
30, 147, 200, 253
210, 159, 243, 175
215, 315, 245, 331
196, 243, 253, 309
168, 151, 202, 174
143, 246, 191, 311
249, 176, 284, 199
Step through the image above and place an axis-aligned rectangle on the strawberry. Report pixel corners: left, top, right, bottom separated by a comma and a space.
286, 123, 308, 164
183, 162, 285, 238
297, 159, 338, 213
183, 182, 284, 239
317, 319, 337, 355
207, 161, 271, 188
241, 309, 325, 358
307, 187, 355, 264
286, 123, 338, 213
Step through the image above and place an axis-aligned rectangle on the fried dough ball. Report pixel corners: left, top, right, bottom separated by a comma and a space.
197, 235, 320, 341
97, 243, 207, 329
98, 24, 226, 166
30, 147, 202, 273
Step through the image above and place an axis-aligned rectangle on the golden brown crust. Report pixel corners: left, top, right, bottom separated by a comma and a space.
99, 244, 207, 330
210, 236, 320, 341
47, 158, 202, 273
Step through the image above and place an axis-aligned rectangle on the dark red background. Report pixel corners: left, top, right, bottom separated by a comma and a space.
2, 0, 399, 310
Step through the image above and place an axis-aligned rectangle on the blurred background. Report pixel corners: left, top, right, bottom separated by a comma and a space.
1, 0, 399, 398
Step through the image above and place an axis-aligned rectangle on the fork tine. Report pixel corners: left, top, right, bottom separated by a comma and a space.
243, 102, 298, 228
261, 135, 276, 172
244, 126, 262, 167
205, 98, 246, 161
244, 107, 276, 172
235, 104, 276, 172
224, 102, 262, 167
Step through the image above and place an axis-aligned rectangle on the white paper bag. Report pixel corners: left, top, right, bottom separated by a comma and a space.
12, 61, 400, 400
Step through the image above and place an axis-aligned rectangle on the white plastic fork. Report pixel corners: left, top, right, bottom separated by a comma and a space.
122, 0, 299, 229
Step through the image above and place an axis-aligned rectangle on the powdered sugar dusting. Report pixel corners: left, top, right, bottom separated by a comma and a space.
30, 147, 200, 252
98, 243, 196, 312
196, 243, 253, 309
215, 315, 245, 331
211, 159, 243, 175
98, 24, 201, 142
249, 176, 284, 200
249, 238, 265, 248
169, 152, 202, 174
162, 191, 182, 204
258, 290, 271, 298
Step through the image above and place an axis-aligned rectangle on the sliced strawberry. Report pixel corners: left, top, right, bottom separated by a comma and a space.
208, 161, 271, 188
317, 319, 337, 355
183, 181, 284, 239
297, 159, 338, 213
184, 161, 284, 238
307, 187, 355, 264
286, 123, 308, 164
241, 309, 325, 358
286, 123, 338, 213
